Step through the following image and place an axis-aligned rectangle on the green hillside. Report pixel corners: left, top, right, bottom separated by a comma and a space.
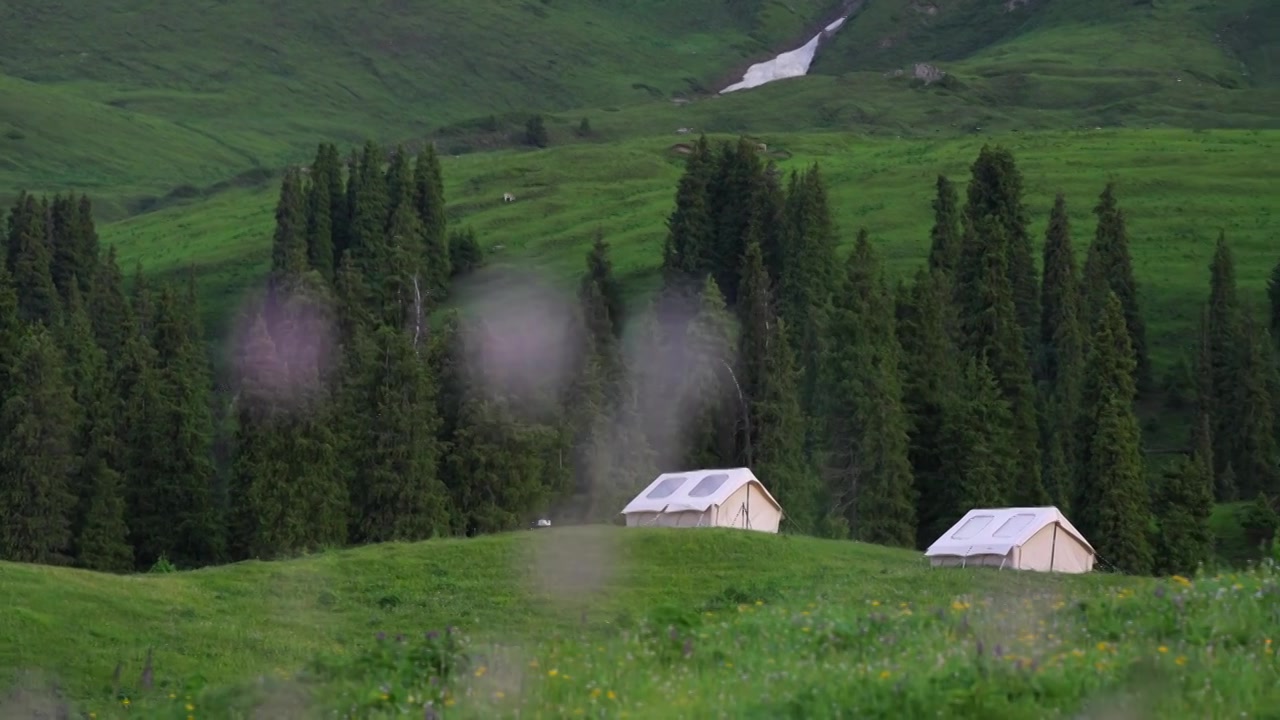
2, 528, 1277, 718
0, 0, 842, 218
107, 128, 1279, 384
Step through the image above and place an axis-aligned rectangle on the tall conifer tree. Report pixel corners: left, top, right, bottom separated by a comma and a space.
823, 230, 916, 547
1082, 183, 1151, 392
0, 325, 78, 565
1076, 292, 1153, 575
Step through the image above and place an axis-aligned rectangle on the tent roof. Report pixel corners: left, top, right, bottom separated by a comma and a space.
620, 467, 782, 515
924, 506, 1094, 558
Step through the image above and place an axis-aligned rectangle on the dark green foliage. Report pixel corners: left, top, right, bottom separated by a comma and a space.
87, 245, 132, 364
581, 232, 625, 344
48, 194, 99, 302
447, 227, 483, 277
1038, 193, 1087, 509
706, 137, 767, 303
305, 143, 340, 280
445, 396, 565, 535
737, 241, 816, 530
1226, 313, 1280, 499
0, 325, 79, 565
1153, 453, 1214, 577
1082, 183, 1151, 392
776, 165, 838, 439
65, 290, 132, 572
926, 175, 962, 276
414, 144, 451, 297
270, 167, 309, 282
347, 141, 391, 267
1076, 292, 1153, 575
125, 285, 223, 568
6, 193, 59, 326
229, 307, 346, 560
524, 115, 548, 148
898, 267, 962, 546
681, 275, 738, 469
823, 230, 916, 548
955, 214, 1047, 506
347, 325, 451, 543
661, 135, 716, 289
937, 356, 1017, 526
964, 145, 1039, 360
0, 265, 19, 392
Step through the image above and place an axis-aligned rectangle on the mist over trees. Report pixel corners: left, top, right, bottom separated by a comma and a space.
0, 138, 1275, 576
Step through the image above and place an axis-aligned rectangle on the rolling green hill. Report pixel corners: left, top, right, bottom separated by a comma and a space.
1, 528, 1276, 718
0, 0, 843, 218
106, 128, 1280, 394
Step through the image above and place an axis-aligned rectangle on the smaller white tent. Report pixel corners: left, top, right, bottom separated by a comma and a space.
924, 506, 1095, 573
620, 467, 783, 533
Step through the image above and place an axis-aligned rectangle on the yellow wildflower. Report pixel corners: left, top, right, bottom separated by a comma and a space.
879, 670, 891, 680
1175, 656, 1187, 666
548, 669, 559, 677
607, 690, 617, 700
1158, 646, 1168, 653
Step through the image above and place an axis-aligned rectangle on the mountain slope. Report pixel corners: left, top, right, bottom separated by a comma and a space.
0, 0, 842, 217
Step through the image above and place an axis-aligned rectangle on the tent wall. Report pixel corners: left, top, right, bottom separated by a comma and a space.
1018, 523, 1094, 573
714, 483, 775, 531
624, 509, 710, 528
929, 553, 1012, 569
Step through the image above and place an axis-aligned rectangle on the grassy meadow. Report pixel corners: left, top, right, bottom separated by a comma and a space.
107, 128, 1280, 379
0, 528, 1277, 718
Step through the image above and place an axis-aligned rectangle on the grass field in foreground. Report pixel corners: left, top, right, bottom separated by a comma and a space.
105, 128, 1280, 375
0, 528, 1277, 718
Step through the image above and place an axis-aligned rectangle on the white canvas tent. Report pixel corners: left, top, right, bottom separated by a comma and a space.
620, 467, 783, 533
924, 506, 1095, 573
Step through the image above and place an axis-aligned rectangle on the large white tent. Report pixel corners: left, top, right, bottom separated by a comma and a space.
924, 506, 1095, 573
619, 467, 783, 533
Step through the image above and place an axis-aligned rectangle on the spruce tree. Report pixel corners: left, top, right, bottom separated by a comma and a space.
48, 194, 99, 303
926, 175, 962, 276
823, 230, 916, 547
1082, 182, 1151, 392
1076, 291, 1153, 575
899, 266, 963, 546
661, 135, 716, 296
936, 356, 1017, 531
0, 325, 79, 565
347, 141, 390, 270
1228, 313, 1280, 499
1038, 193, 1086, 508
126, 285, 223, 568
0, 265, 19, 393
61, 292, 132, 572
681, 275, 738, 469
777, 165, 838, 441
88, 245, 133, 364
270, 167, 309, 282
348, 324, 451, 543
955, 215, 1047, 506
1153, 452, 1214, 577
445, 394, 564, 535
1204, 231, 1242, 481
965, 145, 1039, 359
6, 193, 59, 326
580, 232, 625, 347
414, 144, 451, 296
706, 137, 767, 303
304, 144, 337, 280
736, 241, 815, 528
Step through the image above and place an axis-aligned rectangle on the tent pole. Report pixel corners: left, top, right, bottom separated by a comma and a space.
1049, 523, 1058, 572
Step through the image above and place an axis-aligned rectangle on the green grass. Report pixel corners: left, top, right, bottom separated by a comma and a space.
0, 0, 845, 219
1, 528, 1277, 717
107, 128, 1280, 380
3, 0, 1277, 220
